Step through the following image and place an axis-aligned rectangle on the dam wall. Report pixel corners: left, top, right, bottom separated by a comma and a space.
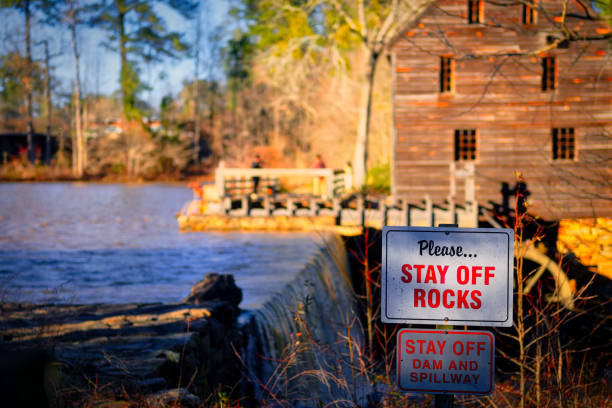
242, 232, 368, 406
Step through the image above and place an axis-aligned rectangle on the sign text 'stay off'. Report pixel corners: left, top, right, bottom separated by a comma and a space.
382, 227, 514, 326
397, 329, 495, 394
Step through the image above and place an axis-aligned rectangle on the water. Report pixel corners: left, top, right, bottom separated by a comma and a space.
0, 182, 319, 307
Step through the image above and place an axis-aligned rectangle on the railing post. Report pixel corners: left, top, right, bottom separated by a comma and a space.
215, 167, 225, 199
424, 195, 434, 226
223, 196, 231, 215
402, 200, 411, 226
288, 197, 296, 216
326, 169, 333, 199
242, 196, 249, 216
310, 197, 319, 216
464, 162, 475, 205
380, 200, 388, 227
333, 198, 341, 225
357, 194, 365, 227
447, 196, 457, 225
264, 195, 272, 215
344, 170, 352, 194
449, 161, 456, 199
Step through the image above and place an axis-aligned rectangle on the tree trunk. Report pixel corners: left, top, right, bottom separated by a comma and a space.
70, 18, 84, 177
43, 41, 52, 165
118, 3, 127, 116
117, 3, 133, 177
352, 48, 379, 189
208, 83, 216, 157
58, 128, 66, 166
82, 98, 88, 168
71, 98, 77, 171
193, 8, 201, 166
25, 0, 35, 164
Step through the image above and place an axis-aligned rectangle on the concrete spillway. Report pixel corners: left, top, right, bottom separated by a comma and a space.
241, 232, 369, 406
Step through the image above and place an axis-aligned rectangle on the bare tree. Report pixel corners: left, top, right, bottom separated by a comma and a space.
328, 0, 433, 187
38, 39, 60, 165
192, 3, 202, 167
67, 0, 84, 177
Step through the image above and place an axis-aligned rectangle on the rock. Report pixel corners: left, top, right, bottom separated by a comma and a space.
146, 388, 201, 408
1, 287, 247, 404
184, 273, 242, 307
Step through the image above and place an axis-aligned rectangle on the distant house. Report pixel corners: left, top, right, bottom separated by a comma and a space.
104, 119, 125, 140
147, 120, 162, 133
390, 0, 612, 219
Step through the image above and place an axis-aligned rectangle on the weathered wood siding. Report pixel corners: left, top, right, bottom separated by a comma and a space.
391, 0, 612, 219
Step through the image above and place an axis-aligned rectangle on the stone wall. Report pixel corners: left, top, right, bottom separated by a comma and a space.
557, 218, 612, 279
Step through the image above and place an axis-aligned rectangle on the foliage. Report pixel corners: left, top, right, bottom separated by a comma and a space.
0, 0, 47, 15
225, 31, 254, 100
365, 161, 390, 194
596, 0, 612, 22
0, 52, 43, 121
233, 0, 327, 52
119, 60, 146, 120
230, 0, 432, 186
91, 0, 197, 120
233, 217, 611, 407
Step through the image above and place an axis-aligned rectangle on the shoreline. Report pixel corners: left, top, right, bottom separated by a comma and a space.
0, 162, 215, 184
0, 273, 248, 406
0, 174, 214, 184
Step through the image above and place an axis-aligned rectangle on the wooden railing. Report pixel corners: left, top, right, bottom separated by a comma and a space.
198, 162, 480, 227
214, 167, 343, 199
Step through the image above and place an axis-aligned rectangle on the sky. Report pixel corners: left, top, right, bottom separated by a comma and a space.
0, 0, 232, 111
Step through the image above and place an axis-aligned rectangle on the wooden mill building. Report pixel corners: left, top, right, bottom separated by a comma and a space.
389, 0, 612, 220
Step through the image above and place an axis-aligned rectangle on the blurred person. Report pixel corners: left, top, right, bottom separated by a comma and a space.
251, 154, 262, 194
312, 154, 326, 197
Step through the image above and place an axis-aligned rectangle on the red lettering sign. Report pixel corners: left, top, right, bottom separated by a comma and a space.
397, 329, 494, 394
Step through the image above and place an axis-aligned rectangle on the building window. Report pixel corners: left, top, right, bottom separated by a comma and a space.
468, 0, 483, 24
542, 56, 557, 91
440, 56, 455, 93
522, 0, 537, 24
455, 129, 477, 161
552, 128, 575, 160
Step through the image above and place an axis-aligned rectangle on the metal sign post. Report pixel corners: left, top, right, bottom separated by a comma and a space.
383, 225, 514, 407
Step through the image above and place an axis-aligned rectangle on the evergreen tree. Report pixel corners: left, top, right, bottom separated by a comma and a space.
91, 0, 198, 121
90, 0, 197, 176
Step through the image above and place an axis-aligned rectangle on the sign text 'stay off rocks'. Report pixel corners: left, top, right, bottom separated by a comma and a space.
382, 226, 514, 326
397, 329, 495, 394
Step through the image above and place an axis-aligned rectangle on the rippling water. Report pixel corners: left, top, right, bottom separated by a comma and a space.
0, 183, 318, 307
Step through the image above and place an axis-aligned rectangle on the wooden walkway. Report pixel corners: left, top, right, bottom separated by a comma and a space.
213, 193, 478, 229
181, 163, 480, 230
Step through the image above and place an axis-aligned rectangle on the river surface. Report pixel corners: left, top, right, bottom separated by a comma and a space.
0, 183, 319, 308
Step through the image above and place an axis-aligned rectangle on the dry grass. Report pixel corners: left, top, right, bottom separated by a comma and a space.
232, 197, 611, 407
